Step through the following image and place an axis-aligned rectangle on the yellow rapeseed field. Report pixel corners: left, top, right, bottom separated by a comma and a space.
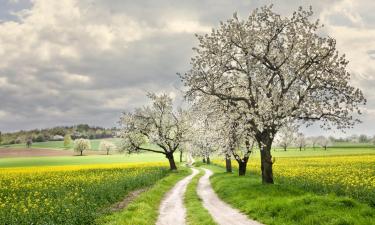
215, 154, 375, 205
0, 162, 169, 225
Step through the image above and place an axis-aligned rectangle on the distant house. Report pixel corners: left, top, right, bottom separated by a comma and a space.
51, 135, 64, 141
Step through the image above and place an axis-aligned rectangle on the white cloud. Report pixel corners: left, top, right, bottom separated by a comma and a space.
0, 110, 7, 119
164, 20, 211, 33
64, 73, 91, 84
0, 77, 8, 87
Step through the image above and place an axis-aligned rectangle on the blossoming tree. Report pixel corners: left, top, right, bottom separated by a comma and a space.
119, 93, 188, 170
74, 138, 91, 156
99, 141, 117, 155
181, 6, 365, 183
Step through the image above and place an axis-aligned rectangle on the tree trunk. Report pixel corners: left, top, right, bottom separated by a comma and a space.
225, 154, 232, 173
206, 156, 210, 164
80, 150, 83, 156
260, 144, 273, 184
299, 146, 302, 151
324, 146, 327, 150
179, 151, 183, 162
203, 157, 206, 163
284, 146, 287, 151
107, 150, 109, 155
238, 160, 247, 176
166, 153, 177, 170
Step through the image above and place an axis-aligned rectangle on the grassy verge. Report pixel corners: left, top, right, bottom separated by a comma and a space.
205, 164, 375, 225
185, 168, 217, 225
97, 168, 190, 225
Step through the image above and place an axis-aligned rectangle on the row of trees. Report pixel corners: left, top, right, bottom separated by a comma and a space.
119, 6, 365, 184
0, 125, 116, 145
276, 127, 333, 151
73, 139, 117, 156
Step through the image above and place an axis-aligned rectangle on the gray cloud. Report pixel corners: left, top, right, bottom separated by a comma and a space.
0, 0, 374, 137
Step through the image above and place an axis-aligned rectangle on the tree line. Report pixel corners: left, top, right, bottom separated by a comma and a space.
0, 124, 116, 145
119, 5, 365, 184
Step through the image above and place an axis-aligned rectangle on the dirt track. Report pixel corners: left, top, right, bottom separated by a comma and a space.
156, 168, 199, 225
197, 169, 263, 225
0, 148, 107, 158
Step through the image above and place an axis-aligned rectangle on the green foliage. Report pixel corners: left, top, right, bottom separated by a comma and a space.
207, 165, 375, 225
185, 169, 217, 225
98, 169, 190, 225
64, 134, 72, 148
0, 124, 116, 145
0, 165, 169, 225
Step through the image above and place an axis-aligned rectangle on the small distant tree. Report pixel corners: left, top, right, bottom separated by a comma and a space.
317, 136, 332, 150
295, 133, 306, 151
26, 138, 32, 148
99, 141, 117, 155
64, 134, 72, 148
308, 136, 320, 150
276, 124, 298, 151
74, 138, 91, 156
178, 148, 184, 163
358, 134, 369, 143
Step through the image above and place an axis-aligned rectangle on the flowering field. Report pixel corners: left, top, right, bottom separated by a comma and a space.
215, 154, 375, 206
0, 162, 169, 225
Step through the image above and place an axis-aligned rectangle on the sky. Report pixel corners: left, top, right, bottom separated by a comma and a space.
0, 0, 374, 137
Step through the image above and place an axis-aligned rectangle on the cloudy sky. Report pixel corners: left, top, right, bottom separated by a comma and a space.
0, 0, 374, 137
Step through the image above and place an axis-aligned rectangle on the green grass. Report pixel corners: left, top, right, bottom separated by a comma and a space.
249, 146, 375, 158
0, 152, 185, 168
0, 138, 122, 150
0, 164, 169, 225
97, 168, 190, 225
206, 164, 375, 225
185, 168, 217, 225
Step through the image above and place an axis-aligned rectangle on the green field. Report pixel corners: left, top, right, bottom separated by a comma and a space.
0, 138, 122, 150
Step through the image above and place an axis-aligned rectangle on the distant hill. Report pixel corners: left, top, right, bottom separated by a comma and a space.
0, 124, 118, 145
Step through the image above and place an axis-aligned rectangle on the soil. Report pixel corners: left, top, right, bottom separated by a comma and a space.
110, 188, 148, 212
0, 148, 107, 158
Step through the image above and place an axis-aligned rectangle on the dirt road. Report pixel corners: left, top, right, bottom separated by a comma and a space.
156, 168, 199, 225
197, 168, 263, 225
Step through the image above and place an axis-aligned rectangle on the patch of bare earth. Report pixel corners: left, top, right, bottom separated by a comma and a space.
109, 188, 148, 212
0, 148, 107, 158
